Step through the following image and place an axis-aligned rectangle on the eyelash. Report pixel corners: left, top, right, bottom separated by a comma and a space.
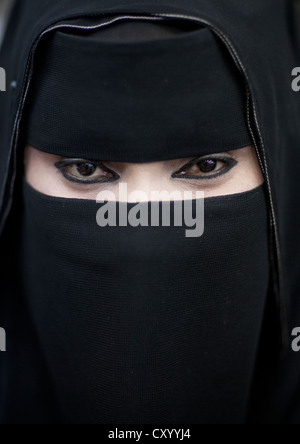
172, 155, 238, 180
55, 155, 237, 185
55, 159, 120, 184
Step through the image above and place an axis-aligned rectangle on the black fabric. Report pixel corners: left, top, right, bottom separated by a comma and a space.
24, 26, 251, 162
0, 0, 300, 425
14, 182, 268, 425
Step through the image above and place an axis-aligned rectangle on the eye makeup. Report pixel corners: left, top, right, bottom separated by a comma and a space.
55, 154, 238, 186
172, 155, 238, 180
55, 159, 120, 184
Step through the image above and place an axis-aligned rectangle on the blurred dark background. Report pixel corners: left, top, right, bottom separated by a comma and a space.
0, 0, 14, 45
296, 0, 300, 24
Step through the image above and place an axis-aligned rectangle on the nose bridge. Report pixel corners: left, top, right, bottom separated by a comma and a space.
124, 162, 166, 198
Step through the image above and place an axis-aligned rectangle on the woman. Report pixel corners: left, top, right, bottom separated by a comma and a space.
0, 0, 299, 424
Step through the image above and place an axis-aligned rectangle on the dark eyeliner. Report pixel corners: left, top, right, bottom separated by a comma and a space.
172, 155, 238, 180
55, 159, 120, 184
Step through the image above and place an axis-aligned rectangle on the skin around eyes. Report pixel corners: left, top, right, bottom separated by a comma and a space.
54, 155, 237, 184
24, 145, 264, 201
54, 159, 121, 185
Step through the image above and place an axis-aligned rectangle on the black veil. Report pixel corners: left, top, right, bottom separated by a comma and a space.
0, 0, 300, 424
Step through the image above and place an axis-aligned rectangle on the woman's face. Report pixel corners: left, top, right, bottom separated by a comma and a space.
24, 145, 263, 201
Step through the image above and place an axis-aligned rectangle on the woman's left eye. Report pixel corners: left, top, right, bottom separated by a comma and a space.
55, 159, 120, 184
172, 155, 237, 180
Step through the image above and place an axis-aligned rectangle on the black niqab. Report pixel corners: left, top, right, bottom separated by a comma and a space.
0, 0, 300, 425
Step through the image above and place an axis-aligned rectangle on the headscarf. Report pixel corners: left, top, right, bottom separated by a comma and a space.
0, 0, 300, 424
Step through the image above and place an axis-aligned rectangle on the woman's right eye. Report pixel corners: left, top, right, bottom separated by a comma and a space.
55, 159, 120, 184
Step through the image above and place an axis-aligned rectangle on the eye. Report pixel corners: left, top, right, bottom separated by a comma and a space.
55, 159, 120, 184
172, 155, 238, 180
